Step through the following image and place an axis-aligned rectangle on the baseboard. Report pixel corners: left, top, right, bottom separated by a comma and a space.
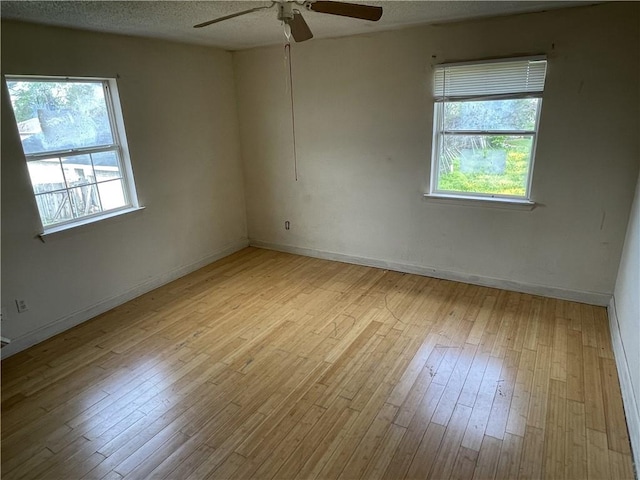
1, 239, 249, 359
608, 297, 640, 476
249, 240, 611, 306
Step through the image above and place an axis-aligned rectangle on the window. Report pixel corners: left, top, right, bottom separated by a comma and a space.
430, 56, 547, 202
5, 76, 139, 232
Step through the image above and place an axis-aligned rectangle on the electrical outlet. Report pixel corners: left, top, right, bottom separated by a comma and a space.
15, 299, 29, 313
0, 306, 6, 322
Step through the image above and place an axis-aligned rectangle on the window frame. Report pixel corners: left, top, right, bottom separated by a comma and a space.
5, 74, 140, 234
429, 56, 547, 203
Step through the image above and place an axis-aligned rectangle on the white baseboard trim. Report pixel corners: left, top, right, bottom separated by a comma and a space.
249, 240, 611, 306
1, 239, 249, 359
608, 297, 640, 476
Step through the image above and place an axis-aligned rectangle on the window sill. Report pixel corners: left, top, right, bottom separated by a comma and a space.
39, 206, 145, 240
423, 193, 536, 210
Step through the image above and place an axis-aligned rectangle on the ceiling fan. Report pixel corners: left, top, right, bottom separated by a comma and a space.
194, 1, 383, 42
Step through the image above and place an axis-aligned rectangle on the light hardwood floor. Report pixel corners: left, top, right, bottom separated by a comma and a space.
1, 247, 634, 479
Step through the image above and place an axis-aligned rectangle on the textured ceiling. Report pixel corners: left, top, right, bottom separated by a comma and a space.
1, 1, 597, 50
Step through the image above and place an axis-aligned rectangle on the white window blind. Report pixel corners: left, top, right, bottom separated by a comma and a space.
434, 56, 548, 101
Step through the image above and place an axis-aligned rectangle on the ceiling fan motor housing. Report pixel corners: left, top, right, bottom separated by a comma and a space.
277, 2, 295, 22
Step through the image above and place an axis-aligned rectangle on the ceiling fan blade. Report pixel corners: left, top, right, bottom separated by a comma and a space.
308, 1, 382, 21
289, 12, 314, 42
194, 2, 275, 28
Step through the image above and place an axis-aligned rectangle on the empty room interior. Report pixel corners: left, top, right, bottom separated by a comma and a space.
1, 1, 639, 479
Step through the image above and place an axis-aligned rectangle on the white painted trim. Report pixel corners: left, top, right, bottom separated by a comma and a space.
423, 193, 536, 210
608, 297, 640, 475
1, 239, 249, 359
249, 240, 611, 306
40, 206, 145, 238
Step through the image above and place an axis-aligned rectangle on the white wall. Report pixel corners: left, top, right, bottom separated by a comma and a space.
1, 21, 248, 356
610, 171, 640, 469
234, 3, 639, 304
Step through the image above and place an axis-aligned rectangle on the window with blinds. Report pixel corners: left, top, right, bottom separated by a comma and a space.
430, 56, 548, 201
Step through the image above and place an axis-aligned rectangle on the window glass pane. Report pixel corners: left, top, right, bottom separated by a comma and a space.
437, 135, 533, 197
35, 191, 73, 226
98, 179, 127, 210
26, 158, 66, 194
443, 99, 540, 131
61, 155, 95, 188
6, 80, 114, 155
92, 151, 122, 181
69, 184, 102, 218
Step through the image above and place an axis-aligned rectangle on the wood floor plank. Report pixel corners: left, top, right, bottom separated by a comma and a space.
404, 422, 447, 480
566, 329, 584, 402
293, 406, 360, 480
526, 343, 552, 429
315, 380, 399, 479
583, 345, 607, 432
0, 248, 632, 480
550, 316, 568, 381
342, 328, 402, 402
431, 343, 477, 427
510, 294, 533, 353
564, 301, 583, 331
451, 446, 480, 480
427, 403, 473, 479
158, 443, 215, 480
494, 432, 523, 479
338, 402, 398, 480
21, 436, 91, 479
207, 451, 246, 480
183, 412, 266, 479
383, 382, 445, 479
472, 435, 502, 480
565, 399, 587, 480
580, 303, 598, 348
360, 423, 406, 480
461, 356, 502, 451
135, 402, 242, 479
586, 428, 610, 480
350, 334, 412, 412
543, 379, 567, 479
484, 348, 520, 440
505, 347, 536, 437
273, 396, 351, 479
536, 298, 557, 347
392, 344, 446, 427
467, 295, 497, 346
608, 450, 635, 480
247, 404, 327, 479
453, 348, 489, 409
518, 426, 544, 479
523, 297, 543, 351
1, 447, 54, 480
490, 291, 520, 359
600, 356, 632, 454
593, 308, 615, 360
386, 336, 439, 408
235, 380, 327, 459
